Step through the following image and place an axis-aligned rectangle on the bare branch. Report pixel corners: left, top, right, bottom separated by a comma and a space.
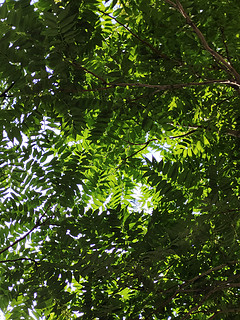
226, 129, 240, 138
60, 85, 115, 93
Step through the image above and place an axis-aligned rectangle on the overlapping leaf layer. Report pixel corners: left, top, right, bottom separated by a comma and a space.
0, 0, 239, 319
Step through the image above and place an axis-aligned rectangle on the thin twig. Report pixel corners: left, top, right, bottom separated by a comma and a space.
220, 27, 232, 64
0, 257, 39, 265
60, 85, 116, 93
169, 129, 198, 139
185, 261, 240, 285
180, 290, 215, 320
123, 138, 158, 146
63, 79, 237, 94
117, 139, 157, 169
110, 79, 234, 90
0, 202, 52, 255
145, 260, 240, 320
164, 0, 240, 82
98, 9, 174, 61
209, 308, 240, 320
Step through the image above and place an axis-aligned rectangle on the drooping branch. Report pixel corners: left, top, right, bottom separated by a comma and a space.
164, 0, 240, 82
0, 202, 52, 256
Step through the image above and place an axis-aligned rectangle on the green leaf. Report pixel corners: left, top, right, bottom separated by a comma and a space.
0, 0, 238, 318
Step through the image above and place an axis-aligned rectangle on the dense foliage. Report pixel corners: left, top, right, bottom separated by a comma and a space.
0, 0, 239, 319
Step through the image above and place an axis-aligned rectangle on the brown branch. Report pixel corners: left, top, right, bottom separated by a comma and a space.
164, 0, 178, 8
61, 79, 237, 95
169, 129, 198, 139
164, 0, 240, 82
123, 145, 149, 162
0, 202, 52, 255
225, 129, 240, 138
178, 123, 240, 138
110, 79, 234, 90
182, 279, 240, 319
60, 85, 116, 93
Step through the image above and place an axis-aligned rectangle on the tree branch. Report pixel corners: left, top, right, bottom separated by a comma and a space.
110, 79, 234, 90
64, 79, 237, 94
180, 290, 215, 320
185, 261, 240, 285
225, 129, 240, 138
164, 0, 240, 82
0, 257, 39, 265
0, 202, 52, 256
60, 85, 115, 93
220, 27, 232, 64
123, 138, 158, 146
118, 139, 157, 168
169, 129, 198, 139
209, 308, 240, 320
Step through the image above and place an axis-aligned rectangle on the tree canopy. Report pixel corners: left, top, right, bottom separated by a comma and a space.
0, 0, 239, 319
